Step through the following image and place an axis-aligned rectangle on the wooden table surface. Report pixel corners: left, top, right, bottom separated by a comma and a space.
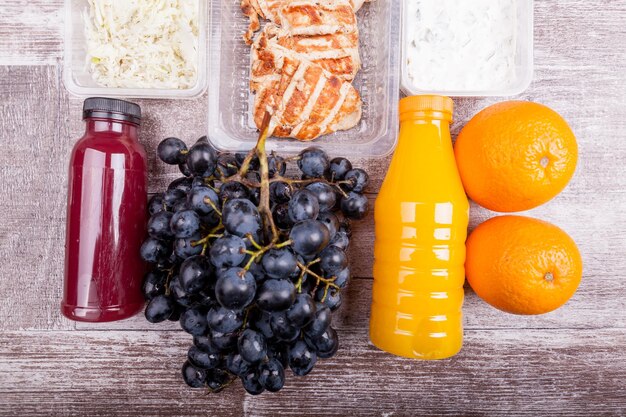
1, 1, 625, 416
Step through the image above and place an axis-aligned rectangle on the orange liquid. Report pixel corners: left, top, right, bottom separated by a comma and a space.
370, 97, 469, 359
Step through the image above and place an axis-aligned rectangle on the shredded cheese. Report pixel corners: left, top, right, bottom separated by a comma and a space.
405, 0, 517, 92
84, 0, 199, 89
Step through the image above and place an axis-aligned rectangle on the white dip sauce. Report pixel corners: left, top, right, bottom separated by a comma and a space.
405, 0, 517, 92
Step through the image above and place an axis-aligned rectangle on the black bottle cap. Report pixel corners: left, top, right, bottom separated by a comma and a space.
83, 97, 142, 125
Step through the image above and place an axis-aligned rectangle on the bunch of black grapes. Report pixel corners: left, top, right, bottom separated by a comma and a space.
140, 134, 369, 394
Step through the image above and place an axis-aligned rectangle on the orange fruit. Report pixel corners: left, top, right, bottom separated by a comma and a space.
454, 101, 578, 212
465, 215, 583, 315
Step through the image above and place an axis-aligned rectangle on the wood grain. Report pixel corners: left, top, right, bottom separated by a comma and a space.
0, 1, 63, 65
0, 65, 73, 331
0, 0, 625, 415
1, 327, 624, 416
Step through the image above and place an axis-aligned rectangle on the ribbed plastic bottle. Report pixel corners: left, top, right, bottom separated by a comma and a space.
369, 95, 469, 359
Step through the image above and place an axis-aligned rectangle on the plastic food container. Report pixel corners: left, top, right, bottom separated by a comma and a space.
401, 0, 534, 97
63, 0, 208, 99
207, 0, 401, 157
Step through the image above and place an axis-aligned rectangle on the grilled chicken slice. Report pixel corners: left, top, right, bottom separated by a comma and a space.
251, 27, 362, 141
242, 0, 362, 44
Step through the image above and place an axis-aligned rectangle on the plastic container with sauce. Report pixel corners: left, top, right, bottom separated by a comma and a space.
370, 95, 468, 359
401, 0, 533, 97
62, 98, 148, 322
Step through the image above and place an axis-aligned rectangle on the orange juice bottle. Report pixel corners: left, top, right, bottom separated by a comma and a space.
369, 95, 469, 360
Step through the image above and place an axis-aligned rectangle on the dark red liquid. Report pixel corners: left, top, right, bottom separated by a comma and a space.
62, 118, 147, 322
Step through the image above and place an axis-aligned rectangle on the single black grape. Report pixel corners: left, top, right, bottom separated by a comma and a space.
209, 235, 246, 268
315, 286, 342, 311
222, 199, 262, 240
186, 141, 217, 177
167, 176, 193, 194
288, 340, 317, 376
250, 310, 274, 339
163, 188, 187, 211
329, 157, 352, 180
343, 168, 369, 193
269, 181, 292, 204
201, 211, 221, 228
256, 279, 296, 312
173, 233, 203, 259
226, 352, 253, 377
286, 293, 316, 328
289, 220, 331, 257
194, 335, 218, 353
188, 345, 220, 370
267, 343, 289, 369
179, 255, 213, 294
340, 192, 369, 220
329, 230, 350, 251
305, 182, 336, 212
148, 193, 165, 215
158, 137, 188, 165
168, 275, 195, 308
187, 186, 220, 216
144, 294, 175, 323
298, 147, 329, 178
172, 199, 189, 213
334, 267, 350, 288
259, 358, 285, 392
248, 259, 266, 284
241, 371, 264, 395
180, 307, 209, 336
262, 248, 297, 279
142, 270, 167, 300
210, 331, 238, 351
270, 312, 300, 342
168, 306, 182, 322
215, 153, 239, 179
147, 211, 174, 240
319, 245, 348, 275
238, 329, 267, 364
179, 162, 192, 177
215, 267, 257, 310
235, 153, 260, 171
304, 303, 332, 338
140, 237, 170, 263
288, 189, 320, 222
272, 203, 293, 230
268, 154, 286, 177
207, 306, 244, 333
170, 209, 201, 238
306, 326, 339, 359
220, 181, 250, 202
316, 211, 339, 240
206, 369, 232, 393
182, 360, 207, 388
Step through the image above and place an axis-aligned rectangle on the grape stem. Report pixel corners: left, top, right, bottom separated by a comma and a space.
271, 175, 352, 198
223, 112, 280, 244
295, 261, 340, 302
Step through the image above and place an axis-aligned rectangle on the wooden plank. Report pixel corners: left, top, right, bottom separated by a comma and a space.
0, 65, 73, 331
0, 328, 624, 416
75, 268, 626, 334
0, 1, 63, 65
